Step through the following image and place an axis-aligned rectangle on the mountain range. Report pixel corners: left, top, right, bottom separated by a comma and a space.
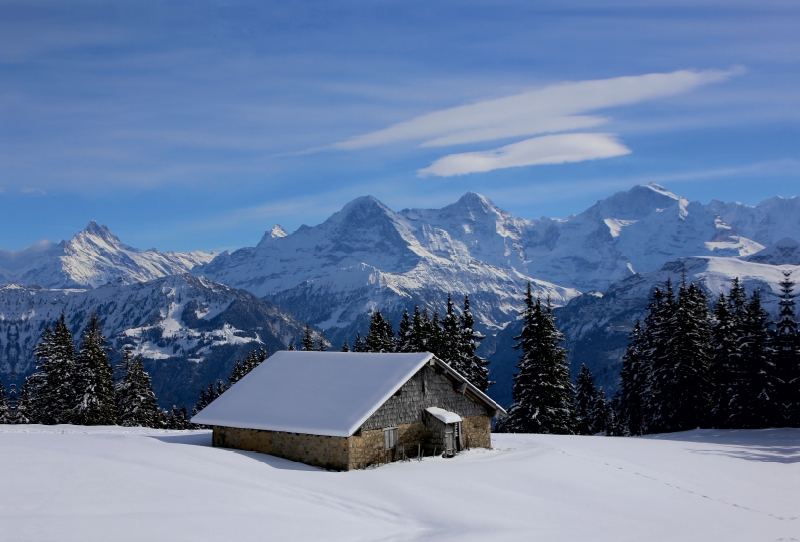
1, 183, 799, 408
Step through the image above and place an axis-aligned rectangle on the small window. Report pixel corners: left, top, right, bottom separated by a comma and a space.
384, 427, 398, 450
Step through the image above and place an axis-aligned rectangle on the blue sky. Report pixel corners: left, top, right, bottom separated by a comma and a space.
2, 0, 799, 252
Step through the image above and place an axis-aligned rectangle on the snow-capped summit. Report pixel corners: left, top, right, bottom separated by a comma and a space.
270, 224, 288, 239
0, 222, 214, 289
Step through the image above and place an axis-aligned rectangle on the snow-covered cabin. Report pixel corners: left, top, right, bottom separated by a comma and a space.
191, 351, 506, 470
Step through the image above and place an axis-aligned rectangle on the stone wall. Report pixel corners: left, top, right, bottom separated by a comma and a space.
362, 366, 490, 431
461, 416, 491, 449
347, 421, 426, 469
212, 426, 350, 471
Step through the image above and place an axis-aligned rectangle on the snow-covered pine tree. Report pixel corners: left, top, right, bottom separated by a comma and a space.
642, 280, 675, 433
409, 306, 427, 353
228, 358, 244, 384
353, 332, 367, 353
438, 294, 462, 368
713, 280, 748, 428
30, 314, 78, 425
773, 271, 799, 426
166, 405, 189, 429
619, 320, 647, 435
301, 325, 315, 351
735, 289, 777, 428
341, 339, 350, 352
72, 313, 117, 426
458, 295, 491, 392
429, 310, 445, 359
315, 332, 329, 351
0, 376, 11, 424
365, 311, 395, 352
287, 341, 296, 351
397, 309, 413, 353
591, 387, 608, 435
115, 348, 161, 428
503, 284, 576, 434
605, 392, 624, 436
179, 405, 190, 429
711, 292, 738, 428
651, 280, 713, 433
14, 377, 33, 424
574, 364, 597, 435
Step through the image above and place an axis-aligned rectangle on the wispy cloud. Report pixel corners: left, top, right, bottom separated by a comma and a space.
334, 69, 743, 151
418, 133, 631, 177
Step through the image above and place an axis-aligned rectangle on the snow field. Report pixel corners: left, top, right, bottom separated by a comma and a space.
0, 426, 797, 541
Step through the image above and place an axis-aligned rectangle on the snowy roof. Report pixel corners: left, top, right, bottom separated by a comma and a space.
191, 351, 505, 437
425, 407, 462, 424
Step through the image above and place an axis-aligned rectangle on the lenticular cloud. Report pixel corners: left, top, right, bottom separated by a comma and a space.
417, 133, 631, 177
333, 68, 741, 176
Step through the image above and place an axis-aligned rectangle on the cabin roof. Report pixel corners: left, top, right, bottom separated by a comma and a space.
191, 351, 505, 437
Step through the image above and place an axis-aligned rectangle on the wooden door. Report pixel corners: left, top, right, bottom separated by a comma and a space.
444, 424, 455, 457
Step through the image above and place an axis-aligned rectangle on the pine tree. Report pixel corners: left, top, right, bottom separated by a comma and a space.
353, 332, 367, 353
736, 289, 777, 428
619, 320, 647, 435
115, 349, 161, 427
643, 281, 675, 433
301, 325, 315, 351
315, 332, 329, 351
605, 392, 624, 436
575, 364, 598, 435
14, 377, 33, 424
438, 295, 462, 367
287, 341, 296, 351
341, 339, 350, 352
397, 309, 414, 353
0, 376, 11, 424
409, 306, 427, 352
591, 387, 608, 435
30, 314, 78, 425
166, 405, 190, 429
711, 292, 734, 427
503, 285, 576, 434
72, 313, 117, 426
458, 295, 491, 392
365, 311, 395, 352
712, 280, 748, 428
773, 271, 800, 426
228, 358, 244, 384
650, 280, 713, 432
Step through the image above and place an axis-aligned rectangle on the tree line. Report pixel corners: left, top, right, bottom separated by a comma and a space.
0, 311, 270, 429
297, 294, 493, 393
0, 313, 163, 427
617, 272, 800, 435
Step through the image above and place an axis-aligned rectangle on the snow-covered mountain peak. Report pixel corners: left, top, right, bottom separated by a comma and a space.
744, 237, 800, 265
591, 183, 686, 221
450, 191, 496, 213
0, 225, 214, 289
325, 195, 398, 227
270, 224, 288, 239
645, 182, 682, 200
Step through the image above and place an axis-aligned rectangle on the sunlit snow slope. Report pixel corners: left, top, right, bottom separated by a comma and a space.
0, 426, 796, 542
